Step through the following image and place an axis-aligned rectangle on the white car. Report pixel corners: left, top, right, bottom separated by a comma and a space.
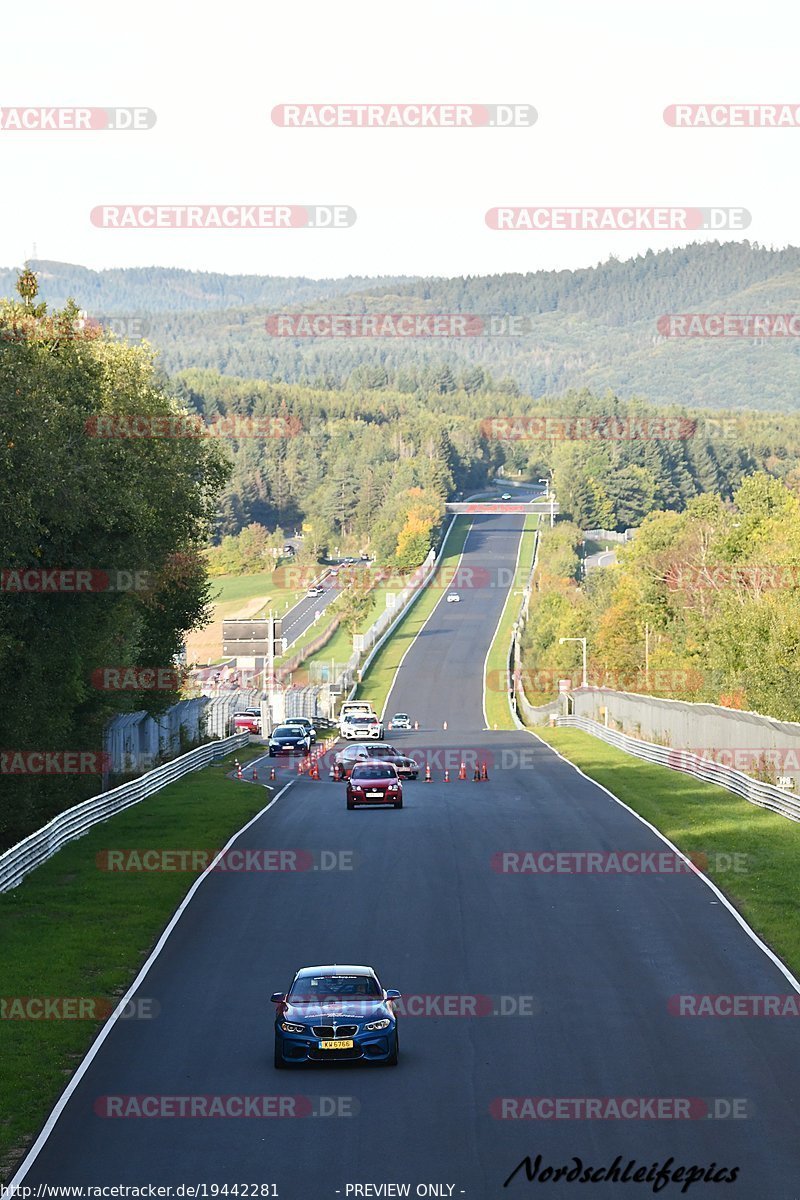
389, 713, 411, 731
342, 713, 383, 740
501, 493, 512, 500
307, 585, 325, 597
446, 593, 461, 603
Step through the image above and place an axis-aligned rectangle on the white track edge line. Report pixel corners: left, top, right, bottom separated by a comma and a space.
8, 775, 297, 1188
520, 723, 800, 994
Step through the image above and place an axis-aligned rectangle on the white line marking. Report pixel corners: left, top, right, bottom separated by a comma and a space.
520, 724, 800, 994
7, 774, 298, 1187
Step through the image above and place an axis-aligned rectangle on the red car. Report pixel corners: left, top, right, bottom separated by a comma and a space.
347, 763, 403, 810
233, 710, 261, 735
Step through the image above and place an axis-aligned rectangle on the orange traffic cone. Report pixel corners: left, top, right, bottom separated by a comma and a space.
458, 762, 467, 781
480, 760, 489, 781
444, 769, 450, 783
252, 767, 258, 781
424, 762, 432, 783
269, 767, 276, 781
414, 720, 419, 730
237, 764, 243, 779
333, 761, 342, 782
311, 760, 320, 780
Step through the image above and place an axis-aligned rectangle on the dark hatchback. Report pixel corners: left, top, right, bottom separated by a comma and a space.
272, 964, 400, 1067
331, 743, 419, 780
268, 724, 311, 756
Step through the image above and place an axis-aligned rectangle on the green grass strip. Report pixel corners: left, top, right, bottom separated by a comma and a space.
483, 515, 540, 732
0, 749, 270, 1180
355, 516, 472, 717
534, 725, 800, 978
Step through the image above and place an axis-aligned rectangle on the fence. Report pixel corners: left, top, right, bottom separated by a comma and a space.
103, 692, 261, 771
557, 715, 800, 824
0, 733, 249, 893
569, 686, 800, 792
582, 528, 636, 543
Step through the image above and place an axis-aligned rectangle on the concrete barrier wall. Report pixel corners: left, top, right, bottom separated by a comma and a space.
571, 687, 800, 790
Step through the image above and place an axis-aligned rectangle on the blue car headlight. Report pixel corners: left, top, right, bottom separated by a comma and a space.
364, 1018, 391, 1031
280, 1021, 306, 1033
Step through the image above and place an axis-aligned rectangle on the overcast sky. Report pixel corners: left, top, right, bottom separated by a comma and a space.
3, 0, 799, 279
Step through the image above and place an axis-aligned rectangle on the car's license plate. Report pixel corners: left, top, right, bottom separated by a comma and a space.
319, 1039, 354, 1050
366, 791, 383, 799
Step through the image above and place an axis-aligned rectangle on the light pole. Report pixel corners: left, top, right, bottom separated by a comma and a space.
539, 477, 555, 527
559, 636, 588, 688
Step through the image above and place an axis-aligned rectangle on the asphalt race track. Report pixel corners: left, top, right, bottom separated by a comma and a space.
13, 515, 800, 1197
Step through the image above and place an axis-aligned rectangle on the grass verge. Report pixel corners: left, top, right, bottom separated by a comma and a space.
483, 515, 539, 732
0, 747, 270, 1181
354, 516, 472, 717
534, 725, 800, 978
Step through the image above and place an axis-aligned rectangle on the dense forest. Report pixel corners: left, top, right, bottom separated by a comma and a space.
6, 242, 800, 409
172, 371, 767, 541
0, 282, 229, 850
521, 474, 800, 728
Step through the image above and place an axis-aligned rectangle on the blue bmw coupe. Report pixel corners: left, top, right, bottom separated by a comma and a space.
271, 964, 401, 1067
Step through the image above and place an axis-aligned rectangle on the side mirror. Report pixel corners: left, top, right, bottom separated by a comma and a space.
385, 989, 401, 1001
270, 992, 286, 1004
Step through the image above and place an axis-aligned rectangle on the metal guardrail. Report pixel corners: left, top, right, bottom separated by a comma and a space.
0, 732, 250, 893
557, 716, 800, 823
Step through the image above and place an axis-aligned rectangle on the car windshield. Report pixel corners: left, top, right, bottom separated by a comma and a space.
393, 714, 408, 721
290, 974, 381, 999
367, 745, 397, 756
275, 726, 302, 736
352, 765, 396, 780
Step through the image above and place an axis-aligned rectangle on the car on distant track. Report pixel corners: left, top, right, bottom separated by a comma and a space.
388, 712, 411, 731
233, 709, 261, 734
331, 743, 419, 780
446, 592, 461, 603
268, 724, 311, 756
271, 964, 400, 1068
347, 763, 403, 809
307, 585, 325, 598
501, 492, 512, 500
284, 717, 317, 744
